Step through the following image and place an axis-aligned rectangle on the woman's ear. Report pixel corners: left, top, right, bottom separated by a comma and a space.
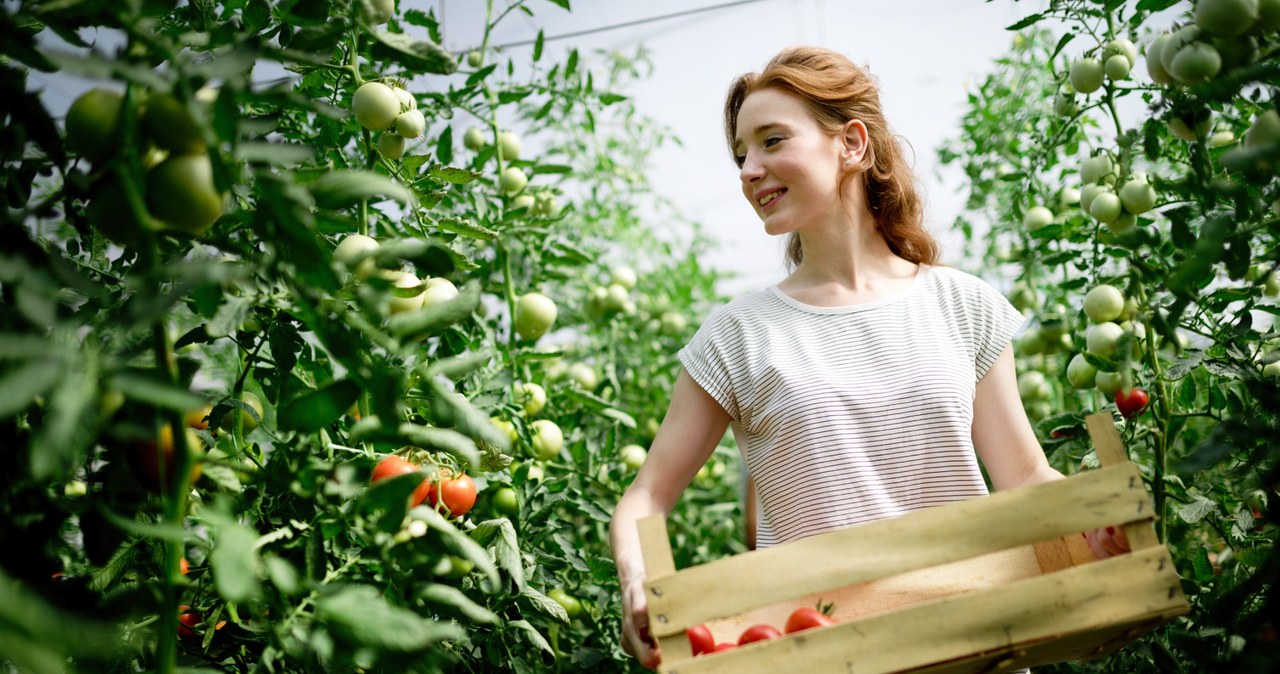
841, 119, 869, 164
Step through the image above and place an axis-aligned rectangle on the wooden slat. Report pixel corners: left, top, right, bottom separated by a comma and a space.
657, 547, 1186, 674
1085, 412, 1162, 552
638, 514, 692, 663
645, 464, 1152, 637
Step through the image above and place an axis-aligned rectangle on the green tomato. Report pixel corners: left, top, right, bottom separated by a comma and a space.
491, 417, 518, 443
512, 193, 536, 212
383, 270, 424, 314
463, 127, 486, 151
393, 87, 416, 112
620, 444, 647, 471
1095, 371, 1124, 397
395, 109, 425, 139
1102, 38, 1138, 68
142, 94, 206, 156
1086, 322, 1125, 359
1170, 41, 1223, 84
1161, 26, 1203, 75
1017, 371, 1051, 401
547, 588, 582, 620
467, 51, 484, 68
1118, 178, 1156, 214
499, 166, 528, 195
1069, 58, 1105, 94
514, 292, 557, 340
335, 234, 380, 278
514, 382, 547, 416
353, 82, 400, 131
1244, 110, 1280, 150
421, 277, 459, 306
1146, 34, 1175, 85
660, 311, 688, 336
492, 487, 519, 517
362, 0, 394, 24
220, 391, 264, 433
1067, 354, 1098, 389
529, 419, 563, 461
146, 154, 223, 236
1195, 0, 1260, 37
1088, 191, 1122, 223
1264, 272, 1280, 297
66, 88, 124, 164
378, 132, 406, 160
1007, 282, 1037, 312
1080, 154, 1115, 184
1263, 360, 1280, 378
1104, 54, 1132, 81
1083, 285, 1126, 323
498, 131, 521, 161
1023, 206, 1054, 231
567, 362, 599, 391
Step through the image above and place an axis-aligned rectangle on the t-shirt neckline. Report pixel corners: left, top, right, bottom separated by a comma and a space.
767, 264, 930, 315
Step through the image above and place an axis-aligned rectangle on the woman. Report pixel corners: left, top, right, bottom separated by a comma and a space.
609, 46, 1127, 668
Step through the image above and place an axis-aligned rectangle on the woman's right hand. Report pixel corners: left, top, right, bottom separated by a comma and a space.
621, 576, 661, 669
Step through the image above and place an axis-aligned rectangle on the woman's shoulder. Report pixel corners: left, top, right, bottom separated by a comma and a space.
920, 264, 1004, 300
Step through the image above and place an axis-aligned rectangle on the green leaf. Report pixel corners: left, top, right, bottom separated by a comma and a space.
308, 170, 416, 210
533, 30, 544, 62
397, 424, 480, 467
368, 31, 457, 74
32, 358, 96, 480
279, 379, 360, 432
427, 350, 493, 380
317, 585, 464, 651
531, 163, 573, 175
508, 619, 554, 656
265, 556, 301, 596
1162, 350, 1205, 381
435, 216, 496, 240
0, 358, 60, 417
410, 507, 499, 587
0, 334, 58, 359
1174, 494, 1218, 524
598, 92, 626, 105
427, 166, 482, 185
99, 508, 185, 542
434, 126, 453, 166
427, 380, 510, 459
416, 584, 499, 624
1050, 33, 1075, 61
210, 521, 262, 602
386, 280, 481, 340
1004, 12, 1044, 31
472, 518, 525, 591
519, 587, 569, 623
106, 371, 205, 413
234, 142, 314, 165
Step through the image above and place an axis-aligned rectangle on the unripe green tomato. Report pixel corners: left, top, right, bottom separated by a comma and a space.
1170, 41, 1223, 83
421, 277, 459, 306
1104, 54, 1132, 80
547, 588, 583, 619
1079, 183, 1105, 214
1008, 282, 1037, 312
363, 0, 393, 24
378, 132, 406, 160
514, 292, 557, 340
1264, 271, 1279, 297
142, 94, 207, 156
1119, 320, 1149, 355
1017, 328, 1047, 356
1107, 210, 1137, 235
1161, 26, 1203, 75
66, 88, 124, 164
1095, 371, 1124, 397
146, 154, 223, 236
660, 311, 688, 336
514, 382, 547, 416
1244, 110, 1280, 150
395, 109, 425, 139
1089, 191, 1122, 223
353, 82, 400, 131
1017, 371, 1051, 400
335, 234, 380, 278
1257, 0, 1280, 31
1023, 205, 1054, 231
220, 391, 264, 433
529, 419, 563, 461
1080, 154, 1114, 184
491, 417, 518, 443
1146, 34, 1175, 84
1195, 0, 1260, 37
610, 265, 638, 289
512, 193, 536, 212
1086, 322, 1125, 359
531, 192, 560, 217
1083, 284, 1126, 322
498, 131, 521, 161
620, 444, 647, 471
1058, 187, 1081, 208
467, 51, 484, 68
1263, 360, 1280, 378
1118, 179, 1157, 214
1102, 38, 1138, 67
86, 177, 149, 246
1067, 353, 1098, 389
393, 87, 416, 112
643, 417, 661, 440
604, 283, 630, 312
1212, 35, 1258, 70
463, 127, 486, 151
1054, 92, 1077, 117
383, 270, 425, 314
567, 362, 599, 391
1207, 130, 1236, 148
1069, 58, 1105, 94
492, 487, 519, 517
499, 166, 528, 195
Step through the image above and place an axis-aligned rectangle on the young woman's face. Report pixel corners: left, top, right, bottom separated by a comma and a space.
733, 87, 846, 236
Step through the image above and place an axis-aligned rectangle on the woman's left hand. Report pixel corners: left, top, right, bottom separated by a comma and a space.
1084, 526, 1130, 560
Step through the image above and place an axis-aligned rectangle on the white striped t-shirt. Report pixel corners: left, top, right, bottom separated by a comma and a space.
678, 264, 1027, 549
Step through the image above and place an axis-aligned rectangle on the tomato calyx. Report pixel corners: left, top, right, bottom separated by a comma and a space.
784, 601, 837, 634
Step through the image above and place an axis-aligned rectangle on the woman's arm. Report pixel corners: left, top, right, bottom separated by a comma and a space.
972, 344, 1063, 491
610, 369, 732, 668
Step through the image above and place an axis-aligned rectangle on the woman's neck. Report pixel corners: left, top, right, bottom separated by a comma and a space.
784, 204, 914, 293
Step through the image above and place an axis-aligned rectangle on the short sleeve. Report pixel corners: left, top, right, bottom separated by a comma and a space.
677, 308, 742, 421
970, 280, 1027, 381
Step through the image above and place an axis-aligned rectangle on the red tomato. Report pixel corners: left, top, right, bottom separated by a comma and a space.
687, 624, 715, 656
1115, 388, 1150, 418
178, 606, 201, 639
713, 642, 736, 652
426, 473, 478, 517
785, 607, 836, 633
180, 558, 190, 575
737, 624, 781, 645
371, 456, 431, 506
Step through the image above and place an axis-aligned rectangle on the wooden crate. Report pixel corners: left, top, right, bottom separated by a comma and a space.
639, 413, 1190, 674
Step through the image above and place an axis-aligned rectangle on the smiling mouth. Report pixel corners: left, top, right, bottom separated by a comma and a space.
758, 188, 787, 208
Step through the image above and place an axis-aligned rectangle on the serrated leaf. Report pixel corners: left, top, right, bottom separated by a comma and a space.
397, 424, 480, 467
472, 518, 524, 591
1005, 12, 1044, 31
1175, 494, 1218, 524
520, 587, 569, 623
552, 532, 591, 572
427, 350, 493, 380
417, 584, 498, 624
427, 166, 482, 185
508, 619, 554, 656
279, 379, 360, 432
368, 31, 457, 74
435, 216, 496, 240
427, 378, 510, 457
211, 521, 262, 602
317, 585, 464, 651
309, 170, 416, 209
1162, 350, 1205, 381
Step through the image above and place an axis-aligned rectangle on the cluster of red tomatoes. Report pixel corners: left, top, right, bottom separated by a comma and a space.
686, 606, 836, 656
371, 455, 477, 518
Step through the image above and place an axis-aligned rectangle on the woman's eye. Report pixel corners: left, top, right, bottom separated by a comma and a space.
733, 155, 745, 168
764, 136, 783, 147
